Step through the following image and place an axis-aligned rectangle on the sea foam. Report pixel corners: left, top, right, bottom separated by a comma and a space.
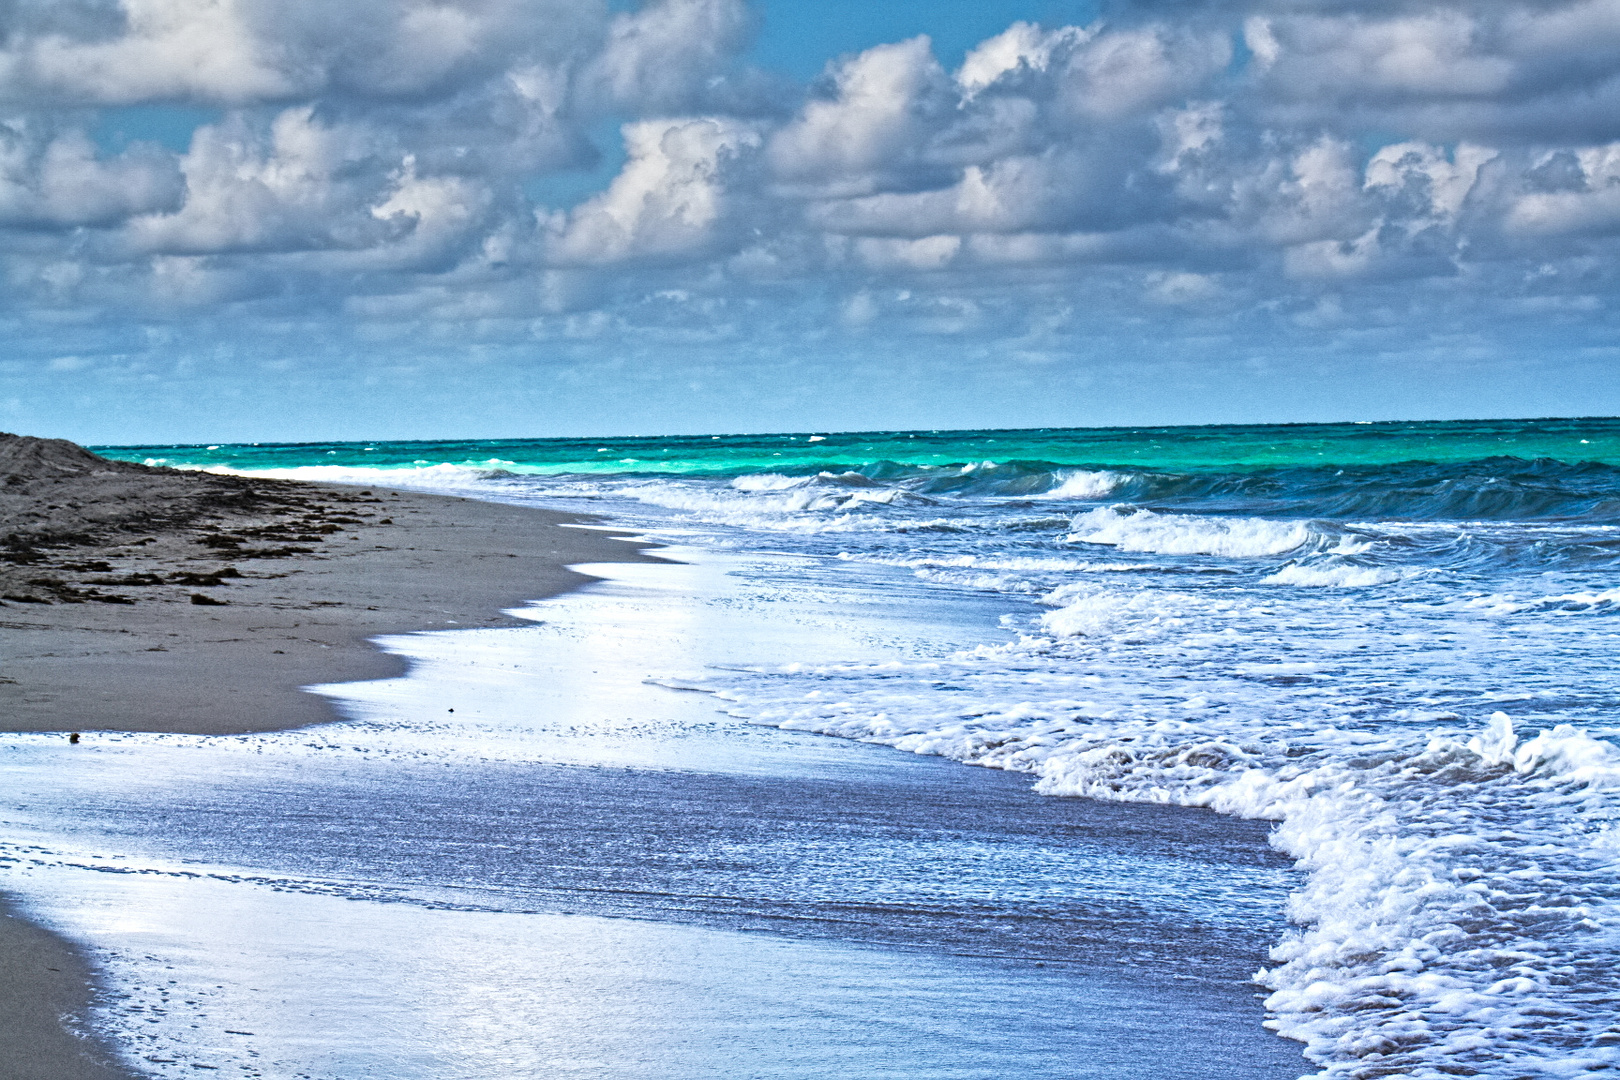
702, 653, 1620, 1079
1068, 507, 1317, 558
1261, 561, 1407, 587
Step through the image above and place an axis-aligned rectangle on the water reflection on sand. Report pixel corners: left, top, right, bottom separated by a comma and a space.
0, 548, 1303, 1079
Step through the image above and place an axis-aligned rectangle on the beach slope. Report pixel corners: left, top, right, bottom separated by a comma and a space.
0, 432, 656, 1078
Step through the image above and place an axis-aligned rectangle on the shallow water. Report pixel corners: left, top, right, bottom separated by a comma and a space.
0, 549, 1304, 1079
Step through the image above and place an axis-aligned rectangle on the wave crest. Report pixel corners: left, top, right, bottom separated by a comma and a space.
1262, 561, 1408, 587
707, 656, 1620, 1080
1069, 507, 1317, 558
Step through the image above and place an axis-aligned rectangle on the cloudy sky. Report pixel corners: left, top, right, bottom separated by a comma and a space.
3, 0, 1619, 443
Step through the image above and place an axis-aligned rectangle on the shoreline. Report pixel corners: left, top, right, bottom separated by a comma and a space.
0, 905, 137, 1080
5, 546, 1305, 1079
1, 436, 1302, 1078
1, 435, 662, 1078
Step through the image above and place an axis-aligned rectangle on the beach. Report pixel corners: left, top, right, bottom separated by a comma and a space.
11, 420, 1616, 1078
0, 433, 1312, 1080
0, 0, 1613, 1072
0, 434, 656, 1079
0, 434, 659, 735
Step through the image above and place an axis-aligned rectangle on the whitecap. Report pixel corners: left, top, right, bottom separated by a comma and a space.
1034, 470, 1125, 500
1262, 562, 1405, 587
1068, 507, 1316, 558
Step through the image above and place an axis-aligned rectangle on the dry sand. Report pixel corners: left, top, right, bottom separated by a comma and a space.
0, 433, 658, 1080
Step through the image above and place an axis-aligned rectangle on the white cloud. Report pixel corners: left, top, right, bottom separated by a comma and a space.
854, 234, 961, 271
0, 0, 606, 105
1285, 227, 1384, 279
962, 230, 1113, 266
549, 117, 759, 264
11, 0, 298, 104
147, 254, 273, 307
807, 157, 1063, 237
0, 124, 181, 227
1147, 271, 1220, 304
367, 157, 492, 270
0, 0, 1617, 389
1156, 102, 1224, 173
1057, 26, 1230, 120
582, 0, 754, 114
1261, 11, 1515, 100
1365, 141, 1495, 222
957, 22, 1087, 96
767, 36, 948, 195
128, 108, 394, 255
1243, 17, 1280, 70
1507, 141, 1620, 234
841, 290, 879, 326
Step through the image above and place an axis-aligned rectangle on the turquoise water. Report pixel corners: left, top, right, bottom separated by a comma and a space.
101, 415, 1620, 478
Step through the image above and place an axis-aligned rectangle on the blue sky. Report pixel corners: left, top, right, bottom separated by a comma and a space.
2, 0, 1619, 443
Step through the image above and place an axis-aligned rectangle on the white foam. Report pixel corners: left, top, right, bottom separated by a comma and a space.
1069, 508, 1315, 558
712, 658, 1620, 1079
1035, 582, 1211, 641
107, 452, 1620, 1078
1458, 587, 1620, 615
187, 462, 507, 489
1035, 470, 1125, 500
730, 473, 810, 492
847, 553, 1156, 574
586, 474, 959, 535
1262, 561, 1405, 587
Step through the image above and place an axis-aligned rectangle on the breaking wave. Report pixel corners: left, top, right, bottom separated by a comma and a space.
692, 651, 1620, 1080
1067, 507, 1321, 558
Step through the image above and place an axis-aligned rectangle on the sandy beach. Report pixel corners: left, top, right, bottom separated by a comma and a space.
0, 433, 656, 1079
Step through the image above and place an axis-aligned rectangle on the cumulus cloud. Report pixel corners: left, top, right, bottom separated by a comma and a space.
580, 0, 756, 115
957, 22, 1085, 97
126, 108, 398, 255
2, 0, 302, 104
1261, 11, 1515, 100
0, 0, 1618, 421
0, 122, 180, 226
1506, 142, 1620, 235
1250, 1, 1620, 142
0, 0, 606, 105
1057, 24, 1231, 120
767, 36, 955, 195
548, 116, 760, 264
1364, 141, 1495, 223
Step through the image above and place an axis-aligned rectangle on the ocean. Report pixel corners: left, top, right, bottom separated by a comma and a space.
6, 416, 1619, 1078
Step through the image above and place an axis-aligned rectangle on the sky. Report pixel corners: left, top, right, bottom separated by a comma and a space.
2, 0, 1619, 444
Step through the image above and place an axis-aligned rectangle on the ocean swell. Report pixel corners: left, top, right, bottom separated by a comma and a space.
701, 660, 1620, 1079
1102, 458, 1620, 523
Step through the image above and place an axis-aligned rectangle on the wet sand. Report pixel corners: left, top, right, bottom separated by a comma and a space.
0, 433, 656, 1079
0, 907, 134, 1080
